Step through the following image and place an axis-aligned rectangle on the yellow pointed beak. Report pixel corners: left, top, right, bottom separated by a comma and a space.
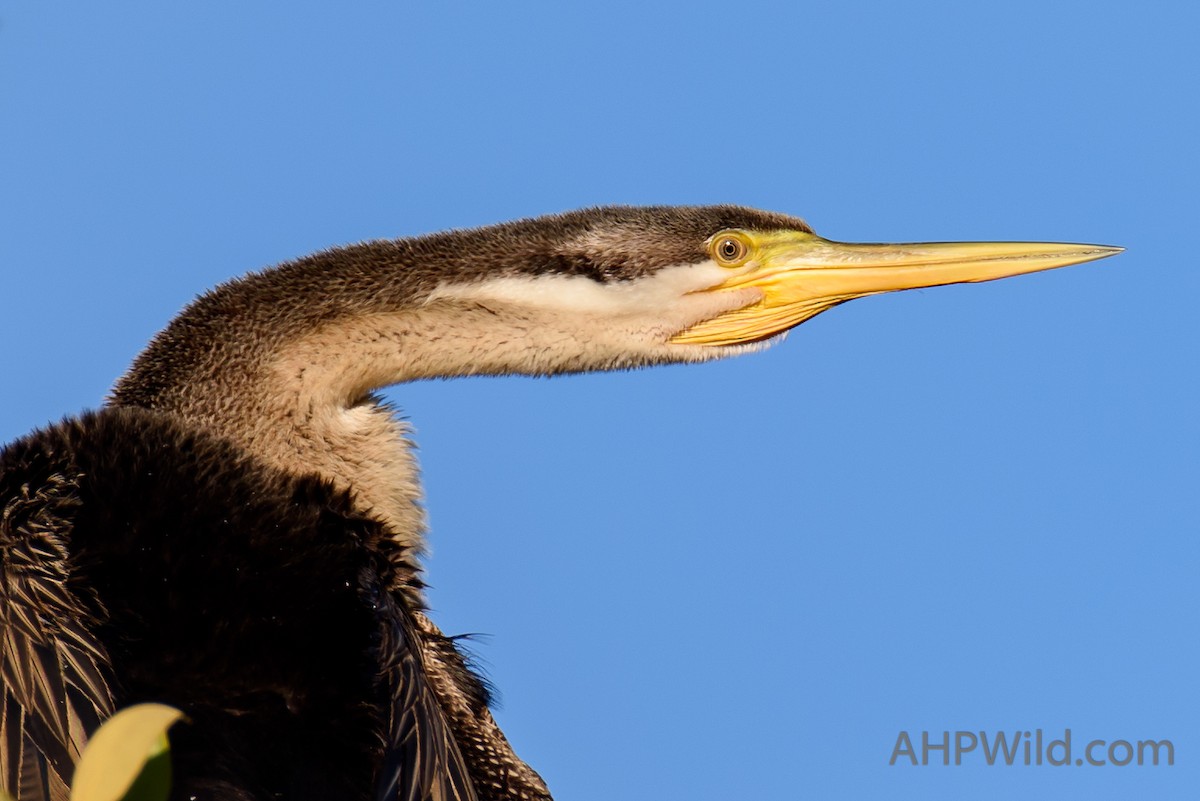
672, 231, 1123, 346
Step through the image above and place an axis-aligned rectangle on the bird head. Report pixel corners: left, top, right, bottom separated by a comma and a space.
424, 206, 1121, 372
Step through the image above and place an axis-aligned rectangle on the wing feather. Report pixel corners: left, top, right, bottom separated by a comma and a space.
1, 456, 115, 801
368, 576, 478, 801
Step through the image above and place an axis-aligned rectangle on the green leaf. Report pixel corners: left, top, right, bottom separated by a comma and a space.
70, 703, 185, 801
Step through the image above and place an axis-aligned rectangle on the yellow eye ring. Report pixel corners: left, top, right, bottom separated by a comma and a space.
709, 231, 752, 267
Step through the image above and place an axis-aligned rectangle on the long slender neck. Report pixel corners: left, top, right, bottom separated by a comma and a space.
108, 240, 545, 547
107, 235, 682, 546
109, 244, 432, 544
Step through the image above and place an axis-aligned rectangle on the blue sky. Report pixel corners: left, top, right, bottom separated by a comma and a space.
1, 2, 1196, 799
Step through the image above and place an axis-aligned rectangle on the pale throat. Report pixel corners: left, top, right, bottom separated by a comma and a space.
241, 265, 750, 546
251, 299, 620, 548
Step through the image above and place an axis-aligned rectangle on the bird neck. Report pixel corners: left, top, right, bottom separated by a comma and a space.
106, 238, 676, 546
106, 243, 542, 547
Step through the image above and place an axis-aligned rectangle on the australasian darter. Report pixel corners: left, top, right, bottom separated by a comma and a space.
0, 206, 1119, 800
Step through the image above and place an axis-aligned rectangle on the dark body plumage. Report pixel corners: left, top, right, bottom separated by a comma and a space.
0, 407, 487, 800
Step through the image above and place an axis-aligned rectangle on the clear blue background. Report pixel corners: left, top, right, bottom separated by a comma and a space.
2, 2, 1196, 799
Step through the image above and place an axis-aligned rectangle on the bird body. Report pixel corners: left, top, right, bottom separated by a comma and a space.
1, 406, 469, 800
0, 207, 1119, 800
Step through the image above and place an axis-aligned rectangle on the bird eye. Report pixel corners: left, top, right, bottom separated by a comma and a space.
711, 232, 751, 266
